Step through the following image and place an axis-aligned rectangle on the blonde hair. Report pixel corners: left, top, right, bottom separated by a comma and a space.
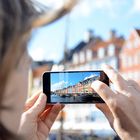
0, 0, 37, 139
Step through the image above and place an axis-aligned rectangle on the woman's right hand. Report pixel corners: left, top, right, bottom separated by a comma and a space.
91, 65, 140, 140
19, 92, 64, 140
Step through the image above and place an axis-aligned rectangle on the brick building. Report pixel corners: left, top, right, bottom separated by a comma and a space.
120, 29, 140, 84
87, 30, 124, 70
53, 75, 98, 96
59, 30, 124, 71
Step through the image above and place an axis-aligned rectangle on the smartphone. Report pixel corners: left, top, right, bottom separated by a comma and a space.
43, 71, 109, 104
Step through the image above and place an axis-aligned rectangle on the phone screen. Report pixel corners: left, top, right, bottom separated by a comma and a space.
43, 71, 109, 104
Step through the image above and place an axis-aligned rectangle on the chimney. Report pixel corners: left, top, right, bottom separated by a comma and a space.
83, 29, 94, 43
110, 30, 116, 40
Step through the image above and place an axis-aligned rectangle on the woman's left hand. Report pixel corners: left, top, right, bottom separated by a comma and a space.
18, 92, 64, 140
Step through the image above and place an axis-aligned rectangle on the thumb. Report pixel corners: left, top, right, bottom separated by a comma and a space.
27, 93, 47, 118
96, 104, 114, 129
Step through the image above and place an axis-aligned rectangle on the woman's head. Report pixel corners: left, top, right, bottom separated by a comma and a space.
0, 0, 35, 97
0, 0, 37, 137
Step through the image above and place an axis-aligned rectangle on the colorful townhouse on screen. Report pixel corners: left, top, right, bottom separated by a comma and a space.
54, 75, 99, 96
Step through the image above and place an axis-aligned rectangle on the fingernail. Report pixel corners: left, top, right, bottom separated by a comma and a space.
40, 93, 46, 102
91, 81, 100, 89
56, 103, 64, 110
61, 104, 65, 109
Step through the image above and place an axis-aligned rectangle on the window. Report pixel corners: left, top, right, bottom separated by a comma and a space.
86, 49, 92, 61
98, 47, 105, 58
122, 55, 132, 68
134, 54, 139, 65
108, 44, 115, 56
73, 53, 79, 64
126, 41, 132, 49
128, 56, 133, 67
134, 38, 140, 48
121, 55, 127, 68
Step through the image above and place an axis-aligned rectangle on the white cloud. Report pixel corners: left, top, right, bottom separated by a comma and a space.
35, 0, 136, 19
70, 0, 129, 19
131, 0, 140, 14
84, 74, 97, 80
28, 45, 61, 61
52, 81, 68, 91
92, 0, 112, 9
46, 52, 61, 61
70, 0, 113, 19
28, 47, 45, 61
70, 0, 92, 18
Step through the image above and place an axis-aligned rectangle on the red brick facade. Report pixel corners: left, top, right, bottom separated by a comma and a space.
120, 29, 140, 84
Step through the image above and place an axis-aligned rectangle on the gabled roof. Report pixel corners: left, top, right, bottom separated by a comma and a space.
71, 41, 87, 53
59, 41, 87, 64
120, 29, 140, 53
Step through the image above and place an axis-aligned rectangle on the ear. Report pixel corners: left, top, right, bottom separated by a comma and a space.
31, 0, 77, 28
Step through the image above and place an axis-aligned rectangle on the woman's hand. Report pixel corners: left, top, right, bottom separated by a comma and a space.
18, 92, 64, 140
91, 65, 140, 140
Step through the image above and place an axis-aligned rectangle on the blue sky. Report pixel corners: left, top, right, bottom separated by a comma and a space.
28, 0, 140, 62
51, 72, 100, 91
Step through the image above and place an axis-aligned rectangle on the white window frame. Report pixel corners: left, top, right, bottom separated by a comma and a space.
73, 53, 79, 64
134, 37, 140, 48
108, 44, 115, 56
98, 47, 105, 58
86, 49, 92, 61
